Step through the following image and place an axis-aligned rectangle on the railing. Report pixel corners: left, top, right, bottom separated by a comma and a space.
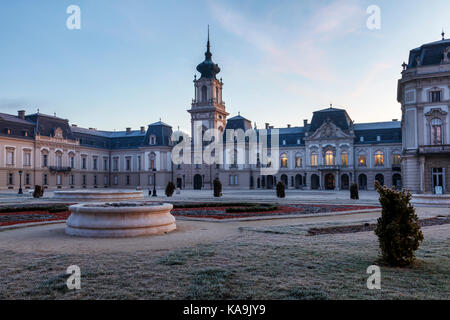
418, 145, 450, 154
317, 165, 341, 170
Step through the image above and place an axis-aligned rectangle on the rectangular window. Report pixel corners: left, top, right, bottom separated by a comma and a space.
341, 153, 348, 166
82, 175, 86, 185
229, 175, 234, 185
113, 158, 119, 171
138, 156, 141, 171
432, 125, 442, 145
70, 175, 74, 185
8, 173, 13, 185
70, 157, 75, 169
126, 175, 130, 185
430, 91, 441, 102
43, 174, 48, 185
6, 151, 14, 165
234, 175, 238, 185
93, 158, 98, 170
104, 158, 108, 171
114, 176, 118, 185
295, 157, 302, 168
392, 154, 401, 165
82, 157, 87, 169
148, 175, 153, 185
57, 175, 62, 185
94, 175, 97, 185
358, 155, 366, 167
103, 175, 108, 185
311, 154, 318, 167
25, 173, 30, 185
126, 158, 131, 171
43, 154, 48, 167
24, 153, 31, 166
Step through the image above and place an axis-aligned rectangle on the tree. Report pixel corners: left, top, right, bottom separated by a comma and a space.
213, 178, 222, 197
374, 181, 424, 266
165, 181, 176, 197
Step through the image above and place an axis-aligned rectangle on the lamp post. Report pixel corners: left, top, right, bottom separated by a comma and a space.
18, 170, 23, 195
152, 168, 157, 197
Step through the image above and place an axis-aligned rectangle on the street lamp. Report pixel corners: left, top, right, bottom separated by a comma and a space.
18, 170, 23, 195
152, 168, 157, 197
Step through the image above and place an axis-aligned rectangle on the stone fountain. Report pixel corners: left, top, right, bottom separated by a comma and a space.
65, 202, 176, 238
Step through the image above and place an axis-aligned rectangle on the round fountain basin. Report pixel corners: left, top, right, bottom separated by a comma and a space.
53, 189, 144, 202
66, 202, 176, 238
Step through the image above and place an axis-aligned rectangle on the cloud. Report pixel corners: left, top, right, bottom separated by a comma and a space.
208, 0, 365, 82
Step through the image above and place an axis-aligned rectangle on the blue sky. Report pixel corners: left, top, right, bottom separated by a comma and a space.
0, 0, 449, 133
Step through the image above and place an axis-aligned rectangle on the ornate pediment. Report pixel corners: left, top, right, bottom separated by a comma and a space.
307, 119, 354, 140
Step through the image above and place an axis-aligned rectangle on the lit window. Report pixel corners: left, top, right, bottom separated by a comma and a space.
311, 152, 318, 167
280, 154, 288, 168
374, 151, 384, 166
341, 151, 348, 166
392, 154, 401, 165
358, 155, 366, 166
325, 151, 334, 166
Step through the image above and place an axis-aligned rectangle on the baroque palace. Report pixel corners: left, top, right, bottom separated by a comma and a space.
1, 34, 449, 194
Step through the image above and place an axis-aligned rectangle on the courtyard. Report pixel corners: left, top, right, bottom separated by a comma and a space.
0, 189, 448, 299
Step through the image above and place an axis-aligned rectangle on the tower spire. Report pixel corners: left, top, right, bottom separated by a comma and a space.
442, 29, 445, 40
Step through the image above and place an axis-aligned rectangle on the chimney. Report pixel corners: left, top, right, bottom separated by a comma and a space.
140, 126, 146, 133
287, 124, 291, 128
126, 127, 131, 134
303, 119, 308, 127
392, 119, 398, 122
17, 110, 25, 119
265, 123, 269, 129
72, 124, 78, 127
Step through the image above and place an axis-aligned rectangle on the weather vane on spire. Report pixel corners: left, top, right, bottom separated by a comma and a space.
442, 29, 445, 40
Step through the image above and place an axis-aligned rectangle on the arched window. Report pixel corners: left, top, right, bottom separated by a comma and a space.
201, 86, 208, 102
280, 154, 288, 168
341, 151, 348, 166
374, 151, 384, 166
216, 87, 219, 102
431, 118, 443, 145
311, 152, 318, 167
325, 150, 334, 166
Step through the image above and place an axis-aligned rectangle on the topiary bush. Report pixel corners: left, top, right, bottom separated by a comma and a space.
213, 178, 222, 197
33, 185, 44, 198
276, 181, 285, 198
350, 183, 359, 200
165, 181, 176, 197
374, 181, 424, 267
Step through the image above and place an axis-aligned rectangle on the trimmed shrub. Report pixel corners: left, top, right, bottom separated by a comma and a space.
374, 181, 424, 267
213, 178, 222, 197
276, 181, 285, 198
165, 181, 176, 197
350, 183, 359, 200
33, 185, 44, 198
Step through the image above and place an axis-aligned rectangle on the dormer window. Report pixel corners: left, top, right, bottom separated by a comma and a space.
377, 135, 381, 142
282, 139, 286, 145
150, 136, 156, 145
360, 136, 364, 142
23, 130, 28, 137
297, 139, 301, 145
5, 128, 12, 135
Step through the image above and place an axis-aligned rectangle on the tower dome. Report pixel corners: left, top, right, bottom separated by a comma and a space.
196, 27, 221, 79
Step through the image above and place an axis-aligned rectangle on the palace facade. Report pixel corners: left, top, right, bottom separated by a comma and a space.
1, 34, 448, 194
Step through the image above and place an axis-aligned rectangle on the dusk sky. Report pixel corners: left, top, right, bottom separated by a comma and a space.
1, 0, 449, 133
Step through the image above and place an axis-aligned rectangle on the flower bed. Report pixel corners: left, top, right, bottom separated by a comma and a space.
0, 210, 71, 227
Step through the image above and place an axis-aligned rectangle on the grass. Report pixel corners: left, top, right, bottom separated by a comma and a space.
0, 227, 448, 300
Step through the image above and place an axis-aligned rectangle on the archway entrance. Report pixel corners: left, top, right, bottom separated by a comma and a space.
176, 177, 182, 189
266, 175, 274, 189
358, 174, 367, 190
295, 174, 302, 189
193, 174, 202, 190
341, 174, 349, 190
311, 174, 320, 190
325, 173, 335, 190
375, 174, 384, 187
280, 174, 288, 188
392, 174, 402, 190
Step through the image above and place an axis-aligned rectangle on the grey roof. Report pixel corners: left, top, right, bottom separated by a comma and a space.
353, 121, 401, 130
71, 126, 146, 138
309, 107, 352, 132
407, 38, 450, 68
0, 112, 35, 125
